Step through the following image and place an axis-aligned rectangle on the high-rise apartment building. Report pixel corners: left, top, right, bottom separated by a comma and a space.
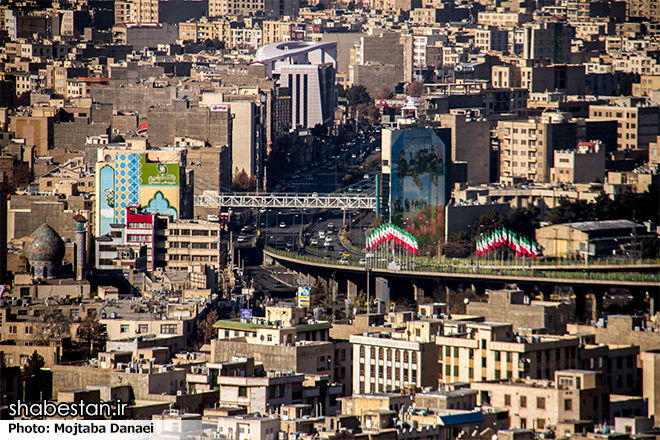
209, 0, 299, 18
495, 112, 577, 183
114, 0, 159, 24
588, 98, 660, 152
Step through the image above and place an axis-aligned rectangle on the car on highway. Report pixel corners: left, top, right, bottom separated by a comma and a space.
237, 235, 247, 242
363, 174, 370, 179
310, 238, 318, 245
327, 222, 334, 230
324, 235, 332, 242
359, 258, 366, 265
339, 258, 348, 265
279, 222, 286, 228
318, 230, 325, 239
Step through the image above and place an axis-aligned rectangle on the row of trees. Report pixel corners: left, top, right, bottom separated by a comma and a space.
548, 189, 659, 225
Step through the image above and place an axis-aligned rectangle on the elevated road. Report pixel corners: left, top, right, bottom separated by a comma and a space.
263, 248, 660, 290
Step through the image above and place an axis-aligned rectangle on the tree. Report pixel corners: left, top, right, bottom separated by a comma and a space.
407, 80, 424, 97
616, 73, 640, 96
375, 86, 394, 100
232, 168, 257, 192
442, 231, 471, 258
355, 103, 380, 124
548, 198, 594, 224
310, 123, 328, 138
641, 236, 660, 259
22, 350, 51, 403
23, 351, 45, 377
346, 85, 371, 107
310, 280, 328, 307
472, 209, 504, 237
502, 207, 539, 238
193, 310, 219, 351
76, 316, 108, 353
34, 307, 72, 345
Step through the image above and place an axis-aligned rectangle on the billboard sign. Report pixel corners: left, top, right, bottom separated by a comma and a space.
297, 287, 311, 307
141, 161, 179, 186
210, 104, 229, 112
389, 128, 451, 245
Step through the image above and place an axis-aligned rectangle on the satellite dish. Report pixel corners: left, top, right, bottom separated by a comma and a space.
464, 298, 470, 305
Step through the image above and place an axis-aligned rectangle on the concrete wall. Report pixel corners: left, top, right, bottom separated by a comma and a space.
321, 32, 363, 76
444, 203, 510, 240
210, 340, 336, 382
349, 64, 402, 96
52, 365, 187, 400
466, 290, 573, 334
147, 101, 232, 148
439, 114, 491, 185
91, 82, 175, 117
53, 119, 109, 150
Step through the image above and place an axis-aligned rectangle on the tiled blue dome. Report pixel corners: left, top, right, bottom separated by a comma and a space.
24, 223, 65, 264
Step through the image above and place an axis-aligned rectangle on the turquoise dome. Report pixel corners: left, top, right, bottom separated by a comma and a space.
24, 223, 65, 264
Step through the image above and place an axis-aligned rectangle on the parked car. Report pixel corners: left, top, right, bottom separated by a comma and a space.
279, 222, 286, 228
237, 235, 247, 242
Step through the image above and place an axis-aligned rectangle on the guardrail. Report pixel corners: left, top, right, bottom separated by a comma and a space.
263, 246, 660, 284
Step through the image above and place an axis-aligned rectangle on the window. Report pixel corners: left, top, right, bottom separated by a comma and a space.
454, 347, 459, 357
537, 397, 545, 409
120, 324, 130, 333
482, 358, 487, 367
564, 399, 572, 411
495, 351, 501, 362
520, 396, 527, 408
239, 386, 248, 397
520, 418, 527, 429
138, 324, 148, 334
127, 234, 152, 242
504, 394, 511, 406
445, 365, 451, 376
161, 324, 177, 334
8, 325, 17, 334
25, 326, 33, 335
446, 346, 451, 357
453, 366, 458, 377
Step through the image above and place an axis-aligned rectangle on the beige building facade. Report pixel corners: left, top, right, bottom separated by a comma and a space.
437, 322, 579, 384
471, 370, 610, 431
351, 332, 439, 394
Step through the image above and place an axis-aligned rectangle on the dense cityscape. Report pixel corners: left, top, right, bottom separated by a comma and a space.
0, 0, 659, 439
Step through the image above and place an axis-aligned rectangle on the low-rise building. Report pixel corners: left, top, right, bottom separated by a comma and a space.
471, 370, 610, 431
536, 220, 651, 259
350, 330, 439, 394
466, 289, 574, 335
436, 321, 579, 384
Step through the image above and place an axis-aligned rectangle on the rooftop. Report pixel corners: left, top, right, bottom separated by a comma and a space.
563, 219, 643, 232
